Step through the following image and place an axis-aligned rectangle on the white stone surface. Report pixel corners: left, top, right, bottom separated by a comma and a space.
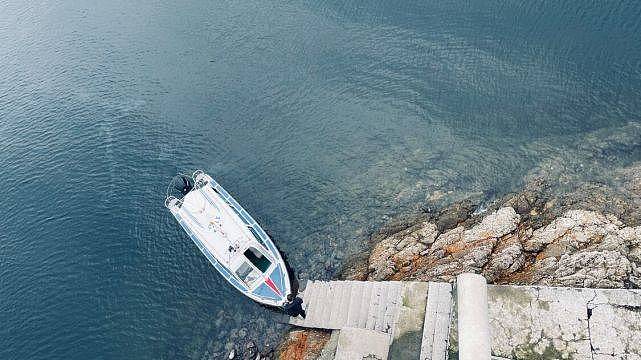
462, 207, 520, 242
334, 327, 390, 360
487, 285, 591, 359
456, 273, 491, 360
487, 284, 641, 359
590, 304, 641, 359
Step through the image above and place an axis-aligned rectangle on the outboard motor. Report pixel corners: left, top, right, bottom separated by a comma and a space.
174, 175, 194, 196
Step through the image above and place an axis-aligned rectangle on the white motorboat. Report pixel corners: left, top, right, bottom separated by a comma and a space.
165, 170, 291, 307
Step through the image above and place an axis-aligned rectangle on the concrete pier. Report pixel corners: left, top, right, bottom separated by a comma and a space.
285, 274, 641, 360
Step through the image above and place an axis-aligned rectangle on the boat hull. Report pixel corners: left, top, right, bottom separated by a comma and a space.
166, 171, 291, 307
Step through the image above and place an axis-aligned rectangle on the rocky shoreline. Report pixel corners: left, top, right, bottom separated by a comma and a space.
355, 169, 641, 288
275, 121, 641, 359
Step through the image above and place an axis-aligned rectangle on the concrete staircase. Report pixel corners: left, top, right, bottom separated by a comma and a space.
288, 280, 405, 336
285, 278, 462, 360
285, 274, 641, 360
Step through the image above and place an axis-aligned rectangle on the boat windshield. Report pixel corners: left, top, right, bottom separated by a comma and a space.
236, 262, 259, 285
244, 247, 271, 273
247, 226, 266, 247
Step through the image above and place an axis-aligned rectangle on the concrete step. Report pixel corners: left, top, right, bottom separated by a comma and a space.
366, 282, 384, 330
389, 282, 430, 358
309, 281, 331, 328
345, 281, 364, 327
299, 281, 319, 327
380, 282, 403, 335
332, 282, 346, 327
376, 283, 393, 333
326, 281, 343, 329
329, 281, 352, 329
287, 280, 415, 339
285, 276, 502, 360
420, 282, 453, 360
302, 280, 318, 325
334, 328, 390, 360
357, 281, 373, 328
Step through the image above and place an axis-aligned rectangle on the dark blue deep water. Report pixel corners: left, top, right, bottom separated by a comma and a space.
2, 1, 641, 358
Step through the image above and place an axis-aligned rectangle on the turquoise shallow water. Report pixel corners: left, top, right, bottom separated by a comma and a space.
1, 1, 641, 358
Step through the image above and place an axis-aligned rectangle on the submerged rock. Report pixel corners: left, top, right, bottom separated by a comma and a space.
435, 199, 476, 232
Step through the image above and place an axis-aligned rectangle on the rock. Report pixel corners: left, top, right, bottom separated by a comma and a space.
277, 330, 330, 360
436, 212, 463, 233
429, 226, 465, 254
395, 237, 414, 251
324, 260, 333, 272
462, 207, 520, 242
357, 143, 641, 288
458, 240, 495, 268
533, 250, 632, 288
416, 222, 439, 245
259, 343, 275, 360
243, 340, 257, 359
337, 252, 370, 280
367, 220, 439, 280
512, 194, 531, 215
524, 210, 621, 253
389, 208, 520, 281
524, 216, 576, 252
368, 244, 398, 281
364, 199, 641, 287
274, 125, 641, 360
435, 200, 475, 232
483, 235, 525, 282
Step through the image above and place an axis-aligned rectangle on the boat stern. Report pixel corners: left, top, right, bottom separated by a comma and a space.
164, 196, 180, 209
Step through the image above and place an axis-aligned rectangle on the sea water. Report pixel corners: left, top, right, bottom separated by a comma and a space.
1, 0, 641, 358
